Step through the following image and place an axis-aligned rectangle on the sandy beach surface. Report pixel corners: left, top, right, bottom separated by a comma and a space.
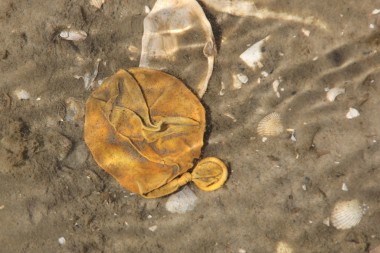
1, 0, 380, 252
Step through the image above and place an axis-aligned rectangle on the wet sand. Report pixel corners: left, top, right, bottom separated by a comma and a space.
1, 0, 380, 252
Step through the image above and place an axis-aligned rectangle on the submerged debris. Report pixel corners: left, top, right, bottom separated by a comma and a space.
139, 0, 216, 97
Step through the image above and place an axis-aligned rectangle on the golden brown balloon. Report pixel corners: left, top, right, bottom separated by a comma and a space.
84, 68, 227, 198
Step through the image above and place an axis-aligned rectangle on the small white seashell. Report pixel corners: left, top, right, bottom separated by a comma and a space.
346, 107, 360, 119
276, 241, 293, 253
237, 73, 248, 84
14, 88, 30, 100
128, 45, 139, 54
257, 112, 284, 137
240, 36, 270, 70
372, 9, 380, 15
342, 183, 348, 191
290, 131, 296, 142
331, 199, 363, 230
272, 79, 281, 98
60, 29, 87, 41
58, 237, 66, 245
232, 74, 242, 89
301, 28, 310, 37
165, 186, 198, 214
261, 71, 269, 77
224, 112, 237, 122
148, 225, 158, 232
272, 80, 280, 92
326, 87, 345, 102
89, 0, 105, 9
219, 81, 226, 96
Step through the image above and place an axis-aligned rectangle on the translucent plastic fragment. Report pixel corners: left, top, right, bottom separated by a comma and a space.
139, 0, 216, 97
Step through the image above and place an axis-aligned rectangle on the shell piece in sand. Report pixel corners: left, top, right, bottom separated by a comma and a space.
139, 0, 216, 97
331, 199, 363, 230
257, 112, 284, 137
89, 0, 105, 9
326, 87, 345, 102
165, 186, 198, 213
346, 107, 360, 119
276, 241, 293, 253
240, 36, 269, 71
59, 29, 87, 41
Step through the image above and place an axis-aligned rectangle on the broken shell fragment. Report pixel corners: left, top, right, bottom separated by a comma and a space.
60, 29, 87, 41
276, 241, 293, 253
346, 107, 360, 119
165, 186, 198, 213
232, 73, 248, 89
331, 199, 363, 230
326, 87, 345, 102
65, 97, 84, 121
89, 0, 105, 9
237, 73, 248, 84
257, 112, 284, 137
240, 36, 270, 70
323, 217, 330, 226
14, 88, 30, 100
